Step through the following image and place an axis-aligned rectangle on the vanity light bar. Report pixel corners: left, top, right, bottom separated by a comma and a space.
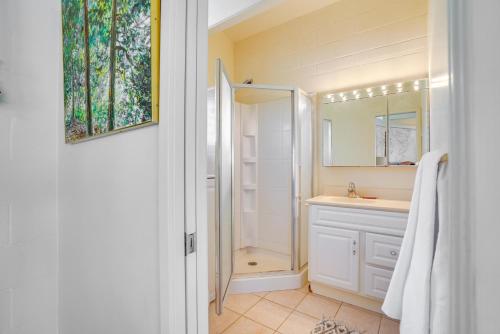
322, 79, 428, 104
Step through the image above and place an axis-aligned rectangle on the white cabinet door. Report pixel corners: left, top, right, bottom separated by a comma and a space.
310, 226, 360, 292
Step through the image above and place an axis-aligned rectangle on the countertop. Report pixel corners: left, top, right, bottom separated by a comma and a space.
305, 195, 411, 213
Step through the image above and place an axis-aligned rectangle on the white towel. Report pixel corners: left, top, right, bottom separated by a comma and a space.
430, 162, 450, 334
382, 150, 445, 333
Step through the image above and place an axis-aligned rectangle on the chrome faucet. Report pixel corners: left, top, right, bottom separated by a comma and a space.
347, 182, 360, 198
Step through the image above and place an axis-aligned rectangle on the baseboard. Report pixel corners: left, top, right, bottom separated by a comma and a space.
310, 282, 384, 314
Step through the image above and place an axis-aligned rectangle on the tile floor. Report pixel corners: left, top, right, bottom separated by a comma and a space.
210, 285, 399, 334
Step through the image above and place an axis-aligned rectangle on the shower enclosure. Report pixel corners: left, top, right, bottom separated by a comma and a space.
208, 59, 312, 314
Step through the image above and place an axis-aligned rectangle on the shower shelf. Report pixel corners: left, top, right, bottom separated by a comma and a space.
242, 184, 257, 190
243, 158, 256, 163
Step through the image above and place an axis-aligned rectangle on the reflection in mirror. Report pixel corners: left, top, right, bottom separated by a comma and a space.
375, 116, 387, 166
322, 119, 334, 166
320, 79, 429, 167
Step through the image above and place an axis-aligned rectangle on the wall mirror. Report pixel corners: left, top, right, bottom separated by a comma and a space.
320, 79, 429, 167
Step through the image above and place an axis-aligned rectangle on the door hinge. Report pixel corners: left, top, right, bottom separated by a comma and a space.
185, 232, 197, 255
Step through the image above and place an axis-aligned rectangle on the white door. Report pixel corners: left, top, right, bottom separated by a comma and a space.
310, 226, 360, 292
215, 58, 234, 315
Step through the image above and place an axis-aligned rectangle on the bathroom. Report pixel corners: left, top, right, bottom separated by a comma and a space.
1, 0, 499, 333
207, 0, 439, 333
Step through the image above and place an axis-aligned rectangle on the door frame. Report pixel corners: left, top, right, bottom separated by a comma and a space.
158, 0, 208, 333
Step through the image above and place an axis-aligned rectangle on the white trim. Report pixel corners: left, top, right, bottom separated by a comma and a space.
193, 0, 209, 332
158, 0, 187, 333
448, 0, 475, 332
185, 0, 200, 331
232, 83, 295, 91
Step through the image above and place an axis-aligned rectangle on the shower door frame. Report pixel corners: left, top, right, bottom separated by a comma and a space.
232, 83, 301, 272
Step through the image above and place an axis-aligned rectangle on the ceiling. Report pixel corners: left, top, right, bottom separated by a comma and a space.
210, 0, 341, 42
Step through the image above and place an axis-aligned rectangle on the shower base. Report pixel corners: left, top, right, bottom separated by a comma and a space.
234, 247, 290, 274
229, 266, 308, 294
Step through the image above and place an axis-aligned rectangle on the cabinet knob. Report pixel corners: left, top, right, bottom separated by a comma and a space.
390, 250, 398, 256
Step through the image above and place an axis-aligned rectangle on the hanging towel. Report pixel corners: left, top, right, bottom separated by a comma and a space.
430, 161, 450, 334
382, 150, 445, 334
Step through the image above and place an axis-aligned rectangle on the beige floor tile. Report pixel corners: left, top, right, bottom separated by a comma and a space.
210, 303, 241, 334
225, 293, 261, 314
379, 317, 400, 334
278, 311, 319, 334
334, 304, 382, 334
295, 284, 310, 294
245, 299, 293, 330
264, 289, 307, 309
295, 293, 341, 320
223, 317, 274, 334
253, 291, 269, 298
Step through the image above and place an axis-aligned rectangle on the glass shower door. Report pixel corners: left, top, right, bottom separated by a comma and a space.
215, 59, 234, 315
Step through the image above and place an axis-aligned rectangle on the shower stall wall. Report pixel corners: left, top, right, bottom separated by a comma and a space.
233, 95, 293, 275
208, 59, 313, 314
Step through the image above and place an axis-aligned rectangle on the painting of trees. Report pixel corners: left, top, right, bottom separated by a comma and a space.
62, 0, 159, 142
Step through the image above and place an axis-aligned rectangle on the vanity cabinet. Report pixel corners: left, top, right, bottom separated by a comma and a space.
307, 196, 409, 311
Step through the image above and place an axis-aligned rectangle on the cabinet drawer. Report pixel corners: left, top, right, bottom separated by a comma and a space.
363, 265, 393, 300
365, 233, 402, 269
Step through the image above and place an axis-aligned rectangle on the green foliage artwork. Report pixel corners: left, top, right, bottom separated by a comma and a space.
61, 0, 160, 143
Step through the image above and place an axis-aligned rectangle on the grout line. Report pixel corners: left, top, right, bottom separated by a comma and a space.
293, 308, 321, 321
220, 313, 242, 334
241, 315, 279, 333
376, 314, 384, 334
333, 302, 343, 319
248, 297, 295, 332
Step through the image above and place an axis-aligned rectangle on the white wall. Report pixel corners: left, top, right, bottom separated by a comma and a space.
58, 10, 164, 334
58, 129, 160, 334
428, 0, 450, 151
459, 0, 500, 331
0, 0, 59, 333
0, 1, 176, 334
209, 0, 271, 30
257, 99, 292, 255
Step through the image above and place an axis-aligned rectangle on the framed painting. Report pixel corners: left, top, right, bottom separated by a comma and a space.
61, 0, 160, 143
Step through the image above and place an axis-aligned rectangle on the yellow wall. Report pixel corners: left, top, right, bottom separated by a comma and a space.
233, 0, 428, 93
209, 0, 428, 200
232, 0, 427, 200
208, 31, 234, 87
